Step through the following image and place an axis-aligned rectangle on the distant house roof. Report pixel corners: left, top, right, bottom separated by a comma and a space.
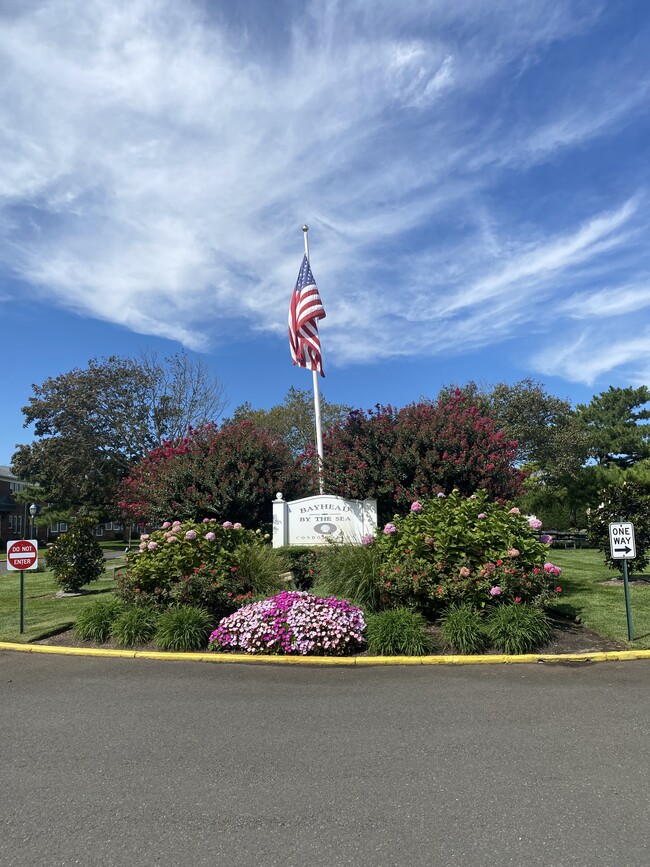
0, 466, 17, 481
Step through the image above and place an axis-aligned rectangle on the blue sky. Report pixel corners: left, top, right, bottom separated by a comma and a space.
2, 0, 650, 464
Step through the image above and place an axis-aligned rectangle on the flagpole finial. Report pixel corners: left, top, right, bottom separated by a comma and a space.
302, 225, 309, 233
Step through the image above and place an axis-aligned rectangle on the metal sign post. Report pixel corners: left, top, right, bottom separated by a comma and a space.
608, 522, 635, 641
6, 540, 39, 634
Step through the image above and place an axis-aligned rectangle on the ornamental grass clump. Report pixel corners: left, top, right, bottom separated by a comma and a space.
364, 608, 433, 656
74, 596, 123, 643
312, 542, 385, 612
486, 603, 552, 654
110, 605, 159, 647
439, 603, 488, 654
155, 605, 214, 652
209, 590, 365, 656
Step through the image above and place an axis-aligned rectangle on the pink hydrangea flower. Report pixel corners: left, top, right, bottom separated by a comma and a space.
509, 507, 520, 515
147, 541, 158, 551
477, 513, 487, 519
223, 521, 233, 529
540, 534, 553, 544
361, 534, 374, 546
185, 530, 197, 540
140, 534, 149, 541
202, 518, 210, 523
508, 548, 520, 558
437, 492, 446, 498
459, 566, 470, 578
489, 586, 502, 596
139, 542, 147, 551
528, 516, 543, 530
205, 532, 216, 542
410, 501, 423, 513
162, 521, 171, 529
233, 522, 242, 529
383, 523, 397, 535
166, 535, 178, 544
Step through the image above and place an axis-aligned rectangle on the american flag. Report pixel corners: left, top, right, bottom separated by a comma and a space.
288, 254, 326, 377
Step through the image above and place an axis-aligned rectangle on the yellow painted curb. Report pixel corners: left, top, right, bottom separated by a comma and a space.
1, 641, 649, 665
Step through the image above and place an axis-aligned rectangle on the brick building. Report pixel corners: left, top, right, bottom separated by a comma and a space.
0, 466, 124, 544
0, 465, 46, 545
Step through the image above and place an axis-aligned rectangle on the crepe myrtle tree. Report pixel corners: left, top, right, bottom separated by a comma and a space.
118, 420, 306, 527
318, 390, 523, 523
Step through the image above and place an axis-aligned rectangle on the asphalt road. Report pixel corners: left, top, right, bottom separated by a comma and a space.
1, 654, 649, 867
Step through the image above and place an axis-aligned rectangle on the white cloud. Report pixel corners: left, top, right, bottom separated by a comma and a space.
0, 0, 648, 387
533, 328, 650, 385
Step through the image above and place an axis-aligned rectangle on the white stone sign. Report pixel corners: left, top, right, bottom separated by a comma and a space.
272, 493, 377, 547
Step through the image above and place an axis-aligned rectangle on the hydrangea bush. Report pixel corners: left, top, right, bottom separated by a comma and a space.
208, 590, 366, 656
369, 490, 561, 612
116, 519, 285, 618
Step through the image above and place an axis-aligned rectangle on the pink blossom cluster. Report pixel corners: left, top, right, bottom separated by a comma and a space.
208, 591, 366, 656
543, 562, 562, 577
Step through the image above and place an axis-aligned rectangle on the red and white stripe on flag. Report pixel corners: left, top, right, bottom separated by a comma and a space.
288, 254, 326, 377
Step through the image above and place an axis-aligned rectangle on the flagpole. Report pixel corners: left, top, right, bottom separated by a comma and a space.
303, 224, 325, 494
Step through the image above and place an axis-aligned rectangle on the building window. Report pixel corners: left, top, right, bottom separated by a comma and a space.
95, 526, 104, 537
50, 522, 69, 534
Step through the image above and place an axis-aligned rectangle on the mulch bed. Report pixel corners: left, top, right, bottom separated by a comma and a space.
32, 614, 627, 656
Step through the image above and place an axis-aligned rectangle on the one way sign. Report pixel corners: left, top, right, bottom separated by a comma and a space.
608, 522, 636, 559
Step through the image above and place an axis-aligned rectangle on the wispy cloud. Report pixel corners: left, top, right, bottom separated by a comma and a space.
1, 0, 649, 387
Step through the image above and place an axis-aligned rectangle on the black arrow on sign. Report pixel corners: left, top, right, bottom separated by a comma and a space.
614, 545, 632, 554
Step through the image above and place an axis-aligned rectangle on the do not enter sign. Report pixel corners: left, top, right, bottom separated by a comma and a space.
6, 540, 39, 571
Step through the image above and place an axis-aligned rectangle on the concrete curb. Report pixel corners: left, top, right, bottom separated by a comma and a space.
1, 641, 650, 665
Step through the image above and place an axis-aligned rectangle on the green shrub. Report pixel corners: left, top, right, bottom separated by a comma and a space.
46, 517, 105, 592
154, 605, 213, 652
439, 603, 487, 654
486, 604, 552, 654
312, 542, 385, 612
74, 596, 123, 643
110, 606, 159, 647
364, 608, 433, 656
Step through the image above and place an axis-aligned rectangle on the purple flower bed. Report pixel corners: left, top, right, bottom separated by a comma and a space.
208, 590, 366, 656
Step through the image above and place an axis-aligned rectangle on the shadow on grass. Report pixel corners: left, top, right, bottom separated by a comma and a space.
549, 601, 582, 622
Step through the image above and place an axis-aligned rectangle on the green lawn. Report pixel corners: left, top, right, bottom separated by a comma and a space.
0, 568, 118, 644
551, 548, 650, 649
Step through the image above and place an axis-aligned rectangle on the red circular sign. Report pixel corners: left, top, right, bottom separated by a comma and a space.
7, 540, 38, 570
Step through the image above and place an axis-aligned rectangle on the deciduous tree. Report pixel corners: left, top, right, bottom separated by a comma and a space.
12, 352, 226, 518
229, 386, 350, 456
